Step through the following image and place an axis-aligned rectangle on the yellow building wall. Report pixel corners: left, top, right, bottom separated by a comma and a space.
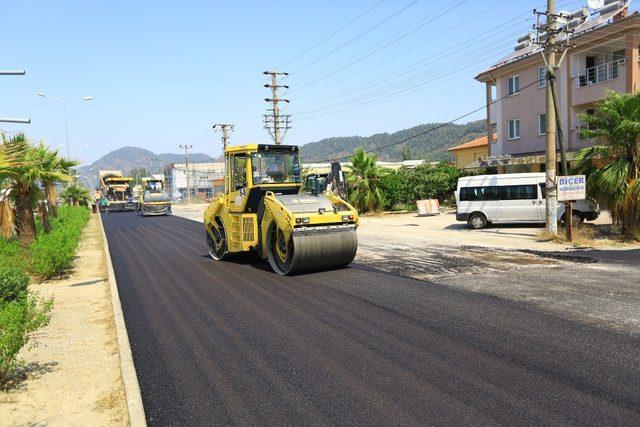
453, 146, 488, 169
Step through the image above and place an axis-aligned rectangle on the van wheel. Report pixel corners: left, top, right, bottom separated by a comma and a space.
468, 213, 487, 229
561, 212, 583, 227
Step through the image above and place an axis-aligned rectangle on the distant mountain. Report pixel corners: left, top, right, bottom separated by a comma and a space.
300, 120, 486, 162
78, 146, 214, 188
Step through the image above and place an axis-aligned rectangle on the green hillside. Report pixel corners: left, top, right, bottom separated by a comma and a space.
300, 120, 486, 162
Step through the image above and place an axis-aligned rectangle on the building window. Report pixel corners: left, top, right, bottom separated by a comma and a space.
538, 67, 546, 88
539, 114, 546, 135
491, 123, 497, 142
508, 119, 520, 140
508, 75, 520, 95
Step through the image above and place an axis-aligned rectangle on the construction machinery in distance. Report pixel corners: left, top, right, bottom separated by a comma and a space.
99, 170, 137, 211
139, 175, 172, 216
304, 162, 349, 199
203, 144, 359, 275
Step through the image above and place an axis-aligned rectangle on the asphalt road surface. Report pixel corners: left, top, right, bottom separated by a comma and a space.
102, 212, 640, 425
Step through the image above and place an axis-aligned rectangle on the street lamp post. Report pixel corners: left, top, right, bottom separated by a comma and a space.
37, 93, 93, 159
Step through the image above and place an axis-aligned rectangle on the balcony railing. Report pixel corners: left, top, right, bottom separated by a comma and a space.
576, 58, 625, 88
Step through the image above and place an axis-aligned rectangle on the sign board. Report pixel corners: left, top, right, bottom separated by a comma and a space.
416, 199, 440, 216
558, 175, 586, 201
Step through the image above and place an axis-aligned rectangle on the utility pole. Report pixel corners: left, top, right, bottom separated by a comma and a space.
545, 0, 558, 236
534, 0, 576, 238
213, 124, 234, 150
180, 144, 193, 204
263, 71, 291, 145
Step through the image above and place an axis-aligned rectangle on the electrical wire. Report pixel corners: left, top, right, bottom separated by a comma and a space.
275, 0, 387, 69
311, 78, 541, 163
293, 0, 421, 74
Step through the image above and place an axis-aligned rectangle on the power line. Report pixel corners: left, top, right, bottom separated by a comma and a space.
313, 79, 540, 163
275, 0, 387, 69
294, 0, 468, 91
293, 0, 420, 74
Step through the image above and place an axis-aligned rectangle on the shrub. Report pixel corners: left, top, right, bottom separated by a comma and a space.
29, 206, 89, 279
0, 267, 29, 303
0, 296, 52, 388
0, 238, 25, 271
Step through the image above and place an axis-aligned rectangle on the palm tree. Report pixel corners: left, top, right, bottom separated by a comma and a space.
60, 184, 90, 206
347, 148, 385, 212
573, 91, 640, 234
36, 144, 76, 220
0, 133, 38, 246
30, 143, 74, 233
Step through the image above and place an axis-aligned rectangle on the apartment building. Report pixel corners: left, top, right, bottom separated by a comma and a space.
474, 0, 638, 172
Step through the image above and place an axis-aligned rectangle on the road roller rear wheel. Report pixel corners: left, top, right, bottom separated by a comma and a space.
267, 221, 294, 275
207, 217, 227, 260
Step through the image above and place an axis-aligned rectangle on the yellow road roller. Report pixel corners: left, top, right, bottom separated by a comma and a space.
140, 176, 172, 216
203, 144, 358, 275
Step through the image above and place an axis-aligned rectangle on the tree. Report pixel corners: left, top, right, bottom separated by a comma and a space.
0, 135, 73, 245
0, 134, 38, 246
30, 143, 74, 233
573, 91, 640, 234
347, 149, 385, 212
60, 184, 90, 206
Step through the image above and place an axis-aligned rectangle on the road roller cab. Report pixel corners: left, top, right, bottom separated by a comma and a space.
203, 143, 359, 275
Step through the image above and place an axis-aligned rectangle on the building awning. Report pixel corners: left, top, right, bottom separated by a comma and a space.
464, 151, 579, 169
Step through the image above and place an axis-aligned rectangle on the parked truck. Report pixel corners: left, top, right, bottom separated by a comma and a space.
99, 170, 136, 212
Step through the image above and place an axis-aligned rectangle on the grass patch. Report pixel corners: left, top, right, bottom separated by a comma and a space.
537, 224, 602, 246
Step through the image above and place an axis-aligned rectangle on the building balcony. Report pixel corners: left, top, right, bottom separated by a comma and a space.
572, 59, 626, 106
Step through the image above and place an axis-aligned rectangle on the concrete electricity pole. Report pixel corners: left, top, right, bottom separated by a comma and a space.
213, 124, 234, 150
263, 71, 291, 145
534, 0, 562, 236
545, 0, 558, 236
180, 144, 193, 204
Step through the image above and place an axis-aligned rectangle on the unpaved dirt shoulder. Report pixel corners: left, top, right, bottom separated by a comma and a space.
0, 214, 128, 426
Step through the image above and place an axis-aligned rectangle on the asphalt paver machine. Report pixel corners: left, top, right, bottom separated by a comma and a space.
203, 144, 358, 275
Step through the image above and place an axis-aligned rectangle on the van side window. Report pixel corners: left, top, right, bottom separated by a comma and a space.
460, 186, 499, 201
539, 183, 546, 199
500, 184, 537, 200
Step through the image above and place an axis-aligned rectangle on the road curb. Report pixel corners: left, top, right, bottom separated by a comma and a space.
99, 213, 147, 427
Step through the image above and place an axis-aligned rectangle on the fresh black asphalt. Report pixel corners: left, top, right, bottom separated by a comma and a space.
102, 212, 640, 425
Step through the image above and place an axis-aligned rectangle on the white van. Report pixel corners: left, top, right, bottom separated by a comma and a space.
455, 173, 600, 229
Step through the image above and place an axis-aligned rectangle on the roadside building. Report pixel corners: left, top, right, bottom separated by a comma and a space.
164, 162, 225, 202
474, 1, 638, 172
448, 134, 494, 170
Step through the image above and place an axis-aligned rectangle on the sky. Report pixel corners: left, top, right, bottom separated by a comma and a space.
1, 0, 612, 165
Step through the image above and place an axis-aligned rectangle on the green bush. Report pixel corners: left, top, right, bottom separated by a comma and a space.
0, 238, 25, 271
0, 296, 52, 387
29, 206, 89, 279
0, 268, 29, 303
